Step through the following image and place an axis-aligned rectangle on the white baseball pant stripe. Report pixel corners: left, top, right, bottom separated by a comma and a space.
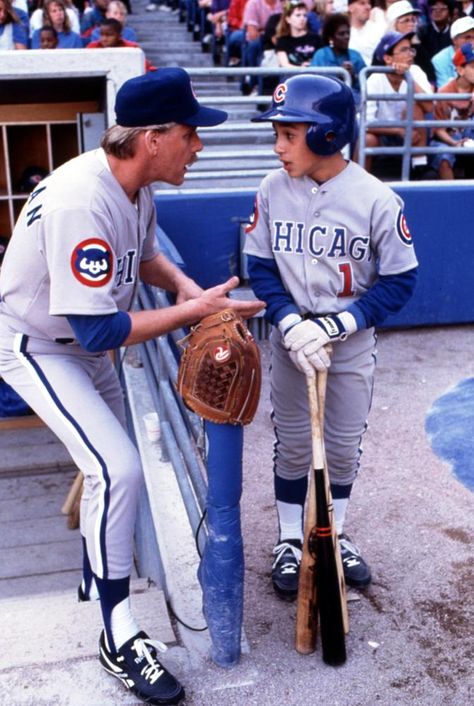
270, 326, 377, 486
0, 335, 143, 579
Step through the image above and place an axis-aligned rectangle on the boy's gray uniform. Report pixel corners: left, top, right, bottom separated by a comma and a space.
0, 149, 159, 580
244, 161, 418, 486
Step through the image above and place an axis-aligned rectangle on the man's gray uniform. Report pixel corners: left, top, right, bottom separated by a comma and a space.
0, 149, 158, 580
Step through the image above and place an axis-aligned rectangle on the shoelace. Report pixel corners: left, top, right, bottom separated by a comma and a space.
132, 637, 168, 685
339, 535, 361, 557
272, 542, 302, 572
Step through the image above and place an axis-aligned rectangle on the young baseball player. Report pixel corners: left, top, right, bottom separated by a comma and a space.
244, 74, 418, 600
0, 68, 263, 706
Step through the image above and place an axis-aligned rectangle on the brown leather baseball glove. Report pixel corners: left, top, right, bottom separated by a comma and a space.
176, 309, 261, 425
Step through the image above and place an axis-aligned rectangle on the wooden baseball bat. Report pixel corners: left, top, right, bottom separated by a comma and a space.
61, 471, 83, 530
295, 429, 318, 654
295, 370, 348, 664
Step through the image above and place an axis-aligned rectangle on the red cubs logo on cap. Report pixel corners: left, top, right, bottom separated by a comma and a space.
396, 210, 413, 246
273, 83, 287, 104
214, 344, 231, 363
71, 238, 113, 287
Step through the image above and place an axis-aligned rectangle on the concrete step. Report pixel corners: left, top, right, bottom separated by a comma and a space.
0, 425, 75, 476
0, 579, 186, 706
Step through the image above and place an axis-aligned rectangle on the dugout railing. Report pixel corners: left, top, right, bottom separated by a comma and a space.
358, 66, 474, 181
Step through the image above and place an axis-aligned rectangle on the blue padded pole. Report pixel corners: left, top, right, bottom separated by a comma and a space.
198, 421, 244, 667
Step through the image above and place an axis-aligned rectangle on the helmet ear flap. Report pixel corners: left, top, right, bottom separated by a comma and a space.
306, 124, 341, 156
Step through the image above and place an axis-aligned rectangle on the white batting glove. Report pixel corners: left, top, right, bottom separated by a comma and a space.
279, 312, 358, 374
280, 316, 321, 352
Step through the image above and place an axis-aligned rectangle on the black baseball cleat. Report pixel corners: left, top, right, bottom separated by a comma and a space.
99, 630, 185, 705
339, 533, 372, 589
271, 539, 302, 601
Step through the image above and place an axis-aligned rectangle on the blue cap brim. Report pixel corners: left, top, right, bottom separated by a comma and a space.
182, 106, 228, 127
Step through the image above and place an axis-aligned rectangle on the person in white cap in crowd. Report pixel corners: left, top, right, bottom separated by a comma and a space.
432, 14, 474, 86
383, 0, 436, 85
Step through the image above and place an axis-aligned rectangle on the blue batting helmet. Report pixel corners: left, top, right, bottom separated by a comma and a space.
252, 74, 356, 156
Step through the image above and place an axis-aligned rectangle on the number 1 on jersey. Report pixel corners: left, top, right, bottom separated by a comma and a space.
338, 263, 354, 297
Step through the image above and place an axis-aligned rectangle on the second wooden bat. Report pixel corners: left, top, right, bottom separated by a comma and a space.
296, 370, 348, 665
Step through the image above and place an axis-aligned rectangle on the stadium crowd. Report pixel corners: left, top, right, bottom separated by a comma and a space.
1, 0, 473, 178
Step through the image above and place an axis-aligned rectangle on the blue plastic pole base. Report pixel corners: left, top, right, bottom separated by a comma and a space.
198, 421, 244, 667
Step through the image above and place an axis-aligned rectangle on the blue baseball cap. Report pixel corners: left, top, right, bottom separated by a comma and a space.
374, 31, 415, 62
115, 68, 227, 127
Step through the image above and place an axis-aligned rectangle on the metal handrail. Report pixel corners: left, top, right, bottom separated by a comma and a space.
136, 283, 208, 546
359, 66, 474, 180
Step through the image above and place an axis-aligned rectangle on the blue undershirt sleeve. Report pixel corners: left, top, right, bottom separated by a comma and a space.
67, 312, 132, 353
247, 255, 299, 326
347, 267, 418, 329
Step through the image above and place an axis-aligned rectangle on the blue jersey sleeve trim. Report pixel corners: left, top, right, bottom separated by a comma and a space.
67, 312, 132, 353
247, 255, 299, 326
348, 267, 418, 329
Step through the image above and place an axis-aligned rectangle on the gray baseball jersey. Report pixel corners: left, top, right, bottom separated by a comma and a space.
244, 160, 418, 316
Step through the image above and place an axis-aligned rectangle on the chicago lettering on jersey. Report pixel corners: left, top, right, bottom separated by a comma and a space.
272, 221, 371, 262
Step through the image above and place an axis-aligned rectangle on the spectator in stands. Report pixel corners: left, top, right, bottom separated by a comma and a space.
458, 0, 474, 17
38, 22, 59, 46
361, 30, 433, 175
311, 12, 365, 102
81, 0, 109, 45
207, 0, 230, 63
429, 42, 474, 177
418, 0, 454, 58
348, 0, 385, 65
30, 0, 79, 38
382, 0, 436, 83
226, 0, 249, 65
209, 0, 230, 42
432, 14, 474, 85
31, 0, 82, 47
12, 0, 29, 31
241, 0, 283, 93
275, 0, 321, 66
90, 0, 137, 42
87, 17, 157, 71
0, 0, 28, 48
370, 0, 392, 29
311, 0, 335, 34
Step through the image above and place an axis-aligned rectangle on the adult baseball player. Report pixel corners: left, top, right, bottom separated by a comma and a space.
0, 68, 263, 705
243, 74, 418, 600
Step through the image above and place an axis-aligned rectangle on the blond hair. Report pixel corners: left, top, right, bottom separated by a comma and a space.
101, 123, 176, 158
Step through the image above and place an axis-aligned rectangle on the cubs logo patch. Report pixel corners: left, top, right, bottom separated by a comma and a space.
214, 344, 231, 363
71, 238, 113, 287
396, 210, 413, 246
245, 199, 259, 233
273, 83, 287, 104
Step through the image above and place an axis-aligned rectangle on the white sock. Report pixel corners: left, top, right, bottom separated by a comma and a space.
333, 498, 349, 536
277, 500, 304, 543
111, 597, 140, 650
